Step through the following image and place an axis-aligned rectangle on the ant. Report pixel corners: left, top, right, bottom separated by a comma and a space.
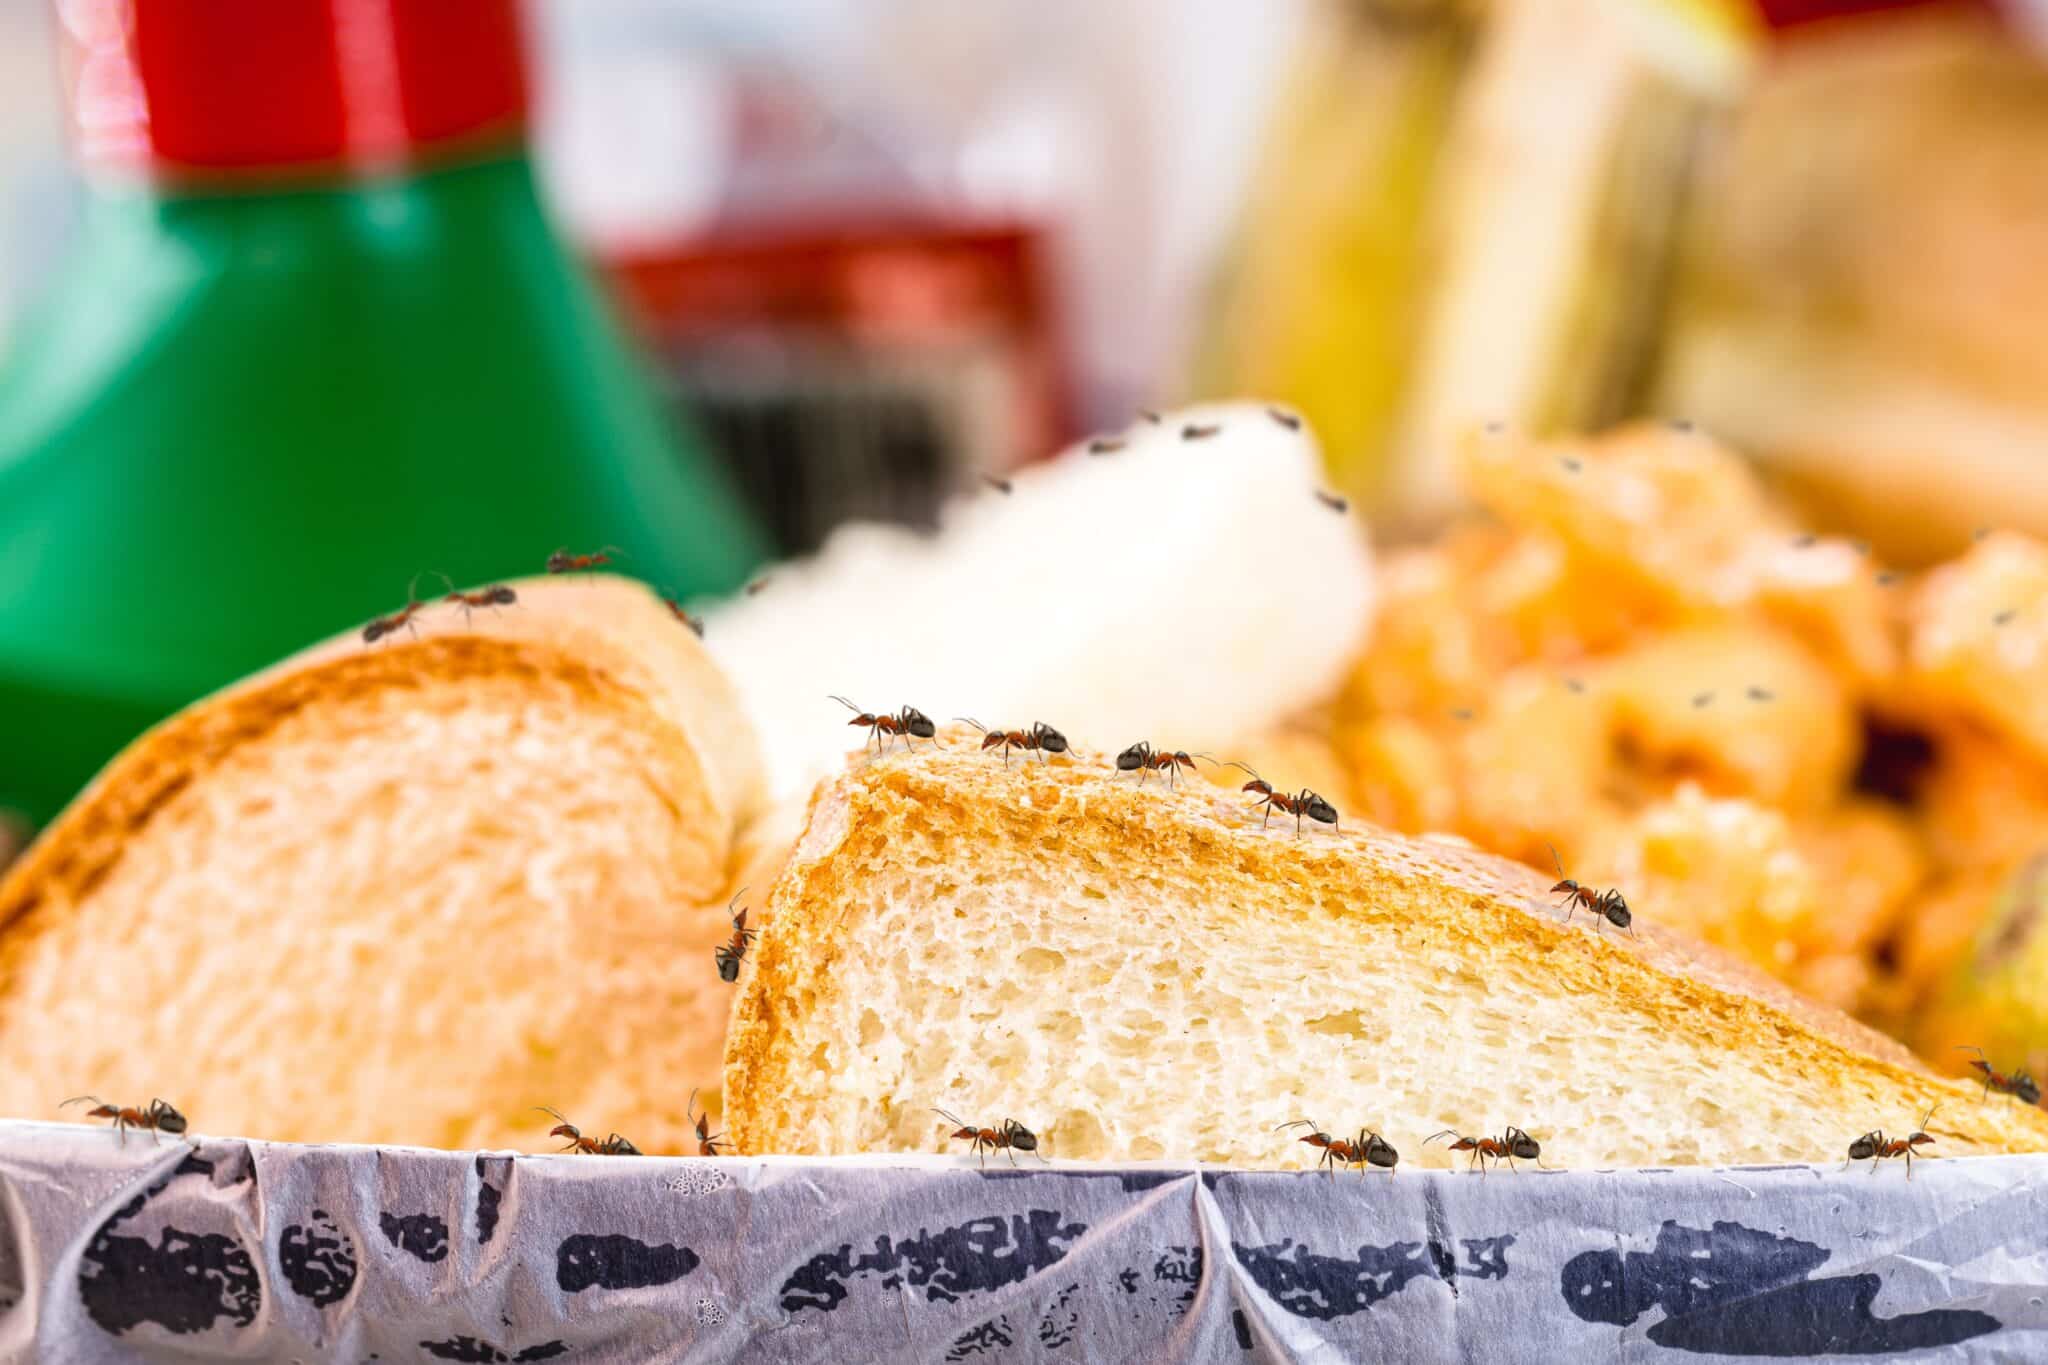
1181, 423, 1221, 441
659, 593, 704, 637
1087, 437, 1126, 455
437, 574, 517, 624
934, 1108, 1044, 1166
61, 1096, 187, 1143
362, 574, 432, 644
1846, 1103, 1938, 1178
745, 577, 771, 597
1277, 1119, 1397, 1176
1315, 490, 1349, 513
959, 717, 1068, 767
1268, 408, 1302, 432
831, 696, 936, 753
534, 1107, 640, 1155
1138, 409, 1162, 424
545, 546, 620, 575
983, 475, 1014, 495
1224, 763, 1339, 835
1115, 742, 1210, 789
1548, 844, 1632, 935
1425, 1126, 1543, 1174
687, 1088, 726, 1156
714, 888, 755, 983
1956, 1046, 2040, 1105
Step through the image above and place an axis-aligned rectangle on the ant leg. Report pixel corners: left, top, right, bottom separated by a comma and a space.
1260, 805, 1272, 830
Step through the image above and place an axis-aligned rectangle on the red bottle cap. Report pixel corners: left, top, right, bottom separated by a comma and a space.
58, 0, 530, 182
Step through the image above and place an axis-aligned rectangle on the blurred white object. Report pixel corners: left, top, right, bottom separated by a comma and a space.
706, 402, 1375, 802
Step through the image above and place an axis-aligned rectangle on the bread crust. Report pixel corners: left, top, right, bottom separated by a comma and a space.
724, 737, 2048, 1162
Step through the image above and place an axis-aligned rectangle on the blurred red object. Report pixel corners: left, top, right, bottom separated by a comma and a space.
62, 0, 525, 177
1753, 0, 1999, 32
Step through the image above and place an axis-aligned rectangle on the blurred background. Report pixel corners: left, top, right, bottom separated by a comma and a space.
7, 0, 2048, 1076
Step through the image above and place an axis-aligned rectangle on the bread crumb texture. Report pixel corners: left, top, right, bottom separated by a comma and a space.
0, 577, 761, 1152
725, 734, 2048, 1168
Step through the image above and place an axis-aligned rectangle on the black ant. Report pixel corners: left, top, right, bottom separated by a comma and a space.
1315, 490, 1349, 513
362, 574, 433, 644
714, 888, 755, 983
687, 1088, 726, 1156
1224, 763, 1338, 834
1277, 1119, 1397, 1175
1268, 408, 1302, 431
1087, 437, 1126, 455
1181, 423, 1221, 441
437, 574, 517, 623
1956, 1046, 2040, 1105
831, 696, 936, 753
1548, 844, 1632, 935
1425, 1127, 1543, 1174
534, 1107, 640, 1155
959, 717, 1068, 767
545, 546, 620, 574
1115, 742, 1210, 789
934, 1108, 1044, 1166
659, 593, 704, 637
62, 1096, 187, 1143
983, 475, 1014, 494
1846, 1103, 1938, 1178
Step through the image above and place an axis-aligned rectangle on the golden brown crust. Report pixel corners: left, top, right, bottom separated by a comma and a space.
723, 739, 2048, 1160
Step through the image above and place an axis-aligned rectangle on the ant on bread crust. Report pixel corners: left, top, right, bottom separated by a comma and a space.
436, 574, 517, 624
362, 574, 432, 644
832, 696, 936, 753
1224, 763, 1339, 835
1548, 844, 1632, 936
687, 1088, 726, 1156
1115, 742, 1210, 790
534, 1107, 640, 1155
1425, 1126, 1544, 1174
959, 718, 1069, 767
61, 1095, 187, 1143
545, 546, 621, 575
714, 888, 755, 983
1956, 1047, 2039, 1105
659, 593, 705, 637
934, 1109, 1046, 1166
1277, 1119, 1397, 1176
1181, 423, 1221, 441
1845, 1103, 1938, 1178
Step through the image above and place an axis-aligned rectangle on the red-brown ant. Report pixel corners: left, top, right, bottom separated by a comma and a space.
1956, 1047, 2040, 1105
934, 1108, 1045, 1166
61, 1095, 187, 1143
1268, 408, 1302, 431
1225, 763, 1339, 834
545, 546, 620, 575
1181, 423, 1221, 441
714, 888, 755, 984
1425, 1126, 1543, 1174
660, 593, 704, 637
1116, 742, 1210, 789
1277, 1119, 1397, 1175
1548, 844, 1632, 935
1846, 1103, 1938, 1178
534, 1107, 640, 1155
983, 475, 1014, 494
362, 574, 433, 644
437, 574, 517, 623
959, 717, 1068, 767
1315, 490, 1349, 513
687, 1087, 726, 1156
1087, 437, 1126, 455
831, 696, 936, 753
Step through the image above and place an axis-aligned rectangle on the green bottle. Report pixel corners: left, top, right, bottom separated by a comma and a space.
0, 0, 764, 824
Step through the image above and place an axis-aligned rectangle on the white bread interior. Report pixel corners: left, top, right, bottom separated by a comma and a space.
0, 575, 763, 1152
725, 732, 2048, 1168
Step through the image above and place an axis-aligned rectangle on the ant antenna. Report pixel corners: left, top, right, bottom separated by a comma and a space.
1547, 843, 1567, 878
1219, 760, 1262, 780
59, 1095, 104, 1110
532, 1105, 573, 1126
728, 887, 748, 914
1919, 1101, 1941, 1131
931, 1107, 969, 1129
954, 717, 989, 734
430, 571, 457, 595
1275, 1117, 1321, 1134
827, 695, 861, 713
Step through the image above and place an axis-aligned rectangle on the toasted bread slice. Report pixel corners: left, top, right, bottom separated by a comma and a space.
0, 575, 762, 1151
724, 734, 2048, 1167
